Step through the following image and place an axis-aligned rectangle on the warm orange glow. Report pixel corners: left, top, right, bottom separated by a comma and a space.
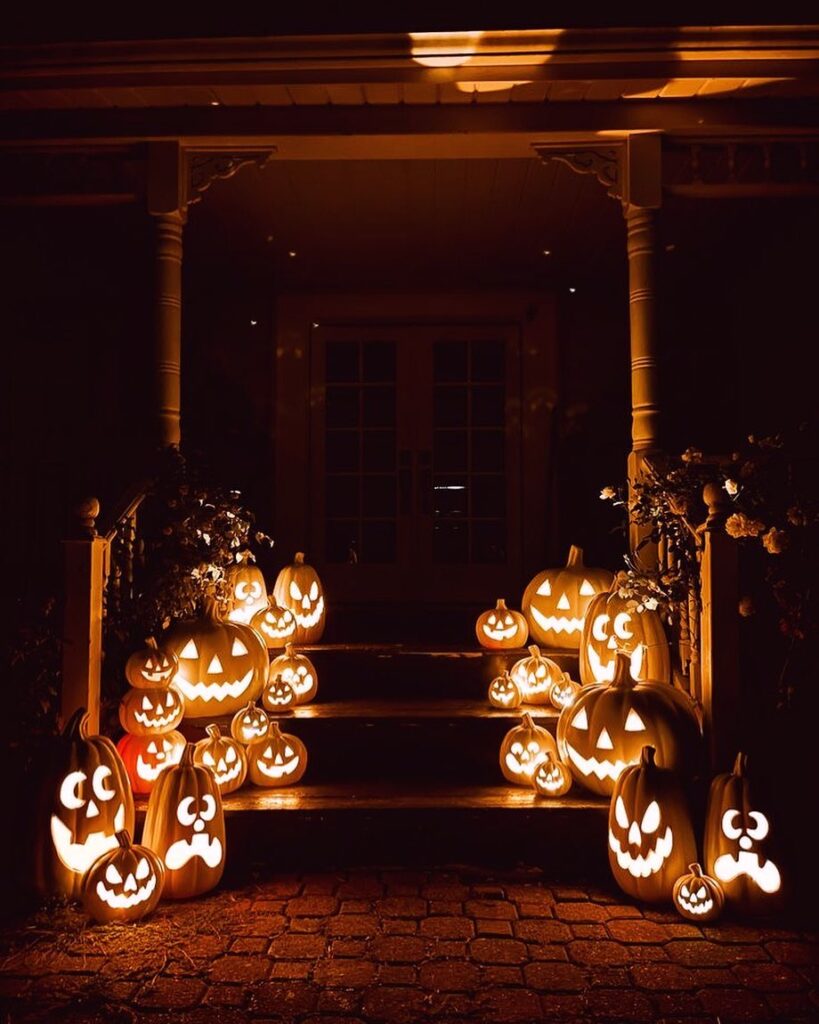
410, 31, 483, 67
455, 80, 531, 93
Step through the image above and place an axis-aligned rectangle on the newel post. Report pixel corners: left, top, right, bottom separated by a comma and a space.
62, 498, 109, 733
698, 482, 740, 770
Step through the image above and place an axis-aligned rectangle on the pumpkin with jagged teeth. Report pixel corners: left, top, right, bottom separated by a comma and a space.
247, 722, 307, 787
273, 552, 326, 643
509, 645, 563, 706
194, 725, 248, 794
117, 731, 185, 795
532, 753, 572, 797
475, 599, 528, 650
125, 638, 179, 688
251, 602, 297, 649
230, 702, 270, 745
673, 864, 724, 921
82, 830, 164, 923
488, 672, 522, 709
549, 673, 580, 711
522, 546, 613, 650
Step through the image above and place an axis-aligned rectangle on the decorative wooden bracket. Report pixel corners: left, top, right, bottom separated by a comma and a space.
537, 147, 622, 199
188, 149, 276, 204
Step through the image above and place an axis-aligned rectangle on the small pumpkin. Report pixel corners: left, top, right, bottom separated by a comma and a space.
273, 552, 326, 643
608, 746, 698, 903
226, 555, 269, 625
251, 602, 297, 649
488, 672, 522, 710
118, 681, 184, 736
673, 863, 724, 922
194, 725, 248, 794
532, 752, 572, 797
268, 644, 317, 705
247, 722, 307, 787
475, 599, 528, 650
549, 673, 580, 711
509, 645, 564, 706
499, 712, 558, 786
230, 701, 270, 745
143, 743, 225, 900
125, 637, 178, 688
82, 830, 164, 923
117, 731, 185, 795
522, 545, 614, 650
263, 675, 297, 712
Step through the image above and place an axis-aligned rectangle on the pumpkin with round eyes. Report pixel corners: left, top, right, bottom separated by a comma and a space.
194, 725, 248, 794
117, 731, 185, 795
143, 744, 225, 899
532, 753, 572, 797
499, 713, 558, 785
268, 644, 317, 705
673, 864, 724, 922
247, 722, 307, 787
251, 602, 297, 650
549, 673, 580, 711
118, 681, 184, 736
163, 599, 267, 718
82, 830, 164, 923
579, 581, 671, 685
226, 555, 269, 625
703, 752, 783, 914
557, 653, 702, 797
488, 672, 522, 710
509, 645, 564, 706
273, 552, 326, 643
230, 702, 270, 745
522, 546, 614, 650
263, 675, 297, 713
475, 599, 528, 650
609, 746, 697, 902
36, 709, 135, 899
125, 638, 178, 688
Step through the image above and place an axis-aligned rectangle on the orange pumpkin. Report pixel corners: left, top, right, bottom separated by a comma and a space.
226, 555, 269, 625
268, 644, 317, 705
509, 645, 564, 706
499, 713, 557, 786
273, 552, 326, 643
673, 863, 724, 922
82, 830, 164, 923
117, 731, 185, 795
579, 582, 671, 684
251, 602, 296, 649
487, 672, 522, 710
532, 752, 572, 797
247, 722, 307, 787
230, 702, 270, 745
475, 599, 528, 650
125, 638, 178, 688
194, 725, 248, 794
522, 546, 613, 650
118, 682, 184, 737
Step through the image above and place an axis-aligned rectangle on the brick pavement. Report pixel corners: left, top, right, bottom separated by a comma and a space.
0, 867, 816, 1023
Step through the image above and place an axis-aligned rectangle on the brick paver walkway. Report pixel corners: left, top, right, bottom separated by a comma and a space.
0, 868, 816, 1023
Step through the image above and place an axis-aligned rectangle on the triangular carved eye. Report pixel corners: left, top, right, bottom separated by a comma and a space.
180, 640, 198, 659
579, 580, 595, 596
625, 709, 646, 732
614, 796, 629, 829
232, 638, 248, 656
142, 696, 152, 710
572, 707, 588, 730
136, 857, 150, 880
641, 801, 660, 834
536, 580, 552, 596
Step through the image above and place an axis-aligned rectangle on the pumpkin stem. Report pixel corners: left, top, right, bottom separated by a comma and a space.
611, 652, 636, 688
284, 643, 295, 657
115, 830, 132, 849
521, 712, 535, 728
294, 552, 306, 565
145, 637, 158, 649
689, 863, 703, 877
268, 720, 282, 736
527, 645, 541, 659
495, 598, 508, 610
180, 743, 197, 767
732, 751, 747, 777
206, 724, 221, 740
63, 707, 88, 739
566, 545, 584, 567
640, 745, 657, 769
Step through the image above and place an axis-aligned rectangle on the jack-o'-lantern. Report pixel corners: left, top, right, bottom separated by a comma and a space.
118, 682, 184, 736
673, 864, 724, 922
522, 546, 613, 650
579, 582, 670, 684
247, 722, 307, 787
251, 602, 296, 649
226, 555, 269, 625
268, 644, 317, 705
82, 830, 164, 923
164, 599, 267, 718
704, 752, 783, 913
263, 675, 297, 712
557, 653, 702, 797
532, 752, 572, 797
549, 673, 580, 711
37, 709, 135, 899
230, 702, 270, 745
475, 599, 528, 650
509, 645, 564, 706
500, 713, 558, 785
143, 743, 225, 899
488, 672, 522, 710
125, 638, 178, 688
117, 731, 185, 795
608, 746, 697, 903
273, 552, 326, 643
194, 725, 248, 794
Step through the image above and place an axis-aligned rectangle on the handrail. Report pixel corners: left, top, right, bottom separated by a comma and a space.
101, 477, 152, 543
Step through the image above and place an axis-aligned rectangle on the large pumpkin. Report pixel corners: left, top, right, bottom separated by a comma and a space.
499, 712, 558, 786
163, 599, 267, 718
608, 746, 697, 903
125, 637, 178, 688
143, 743, 225, 899
557, 653, 702, 796
273, 552, 326, 643
82, 830, 164, 923
510, 645, 564, 706
194, 725, 247, 794
522, 545, 613, 650
117, 731, 185, 795
118, 681, 184, 736
230, 701, 270, 745
475, 599, 528, 650
251, 602, 296, 649
579, 582, 671, 684
673, 863, 724, 922
226, 556, 269, 625
268, 644, 317, 705
38, 709, 134, 899
703, 752, 783, 914
247, 722, 307, 787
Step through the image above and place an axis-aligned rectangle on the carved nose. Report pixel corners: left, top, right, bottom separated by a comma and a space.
302, 595, 310, 609
86, 799, 99, 818
557, 594, 570, 610
208, 655, 223, 674
628, 821, 641, 846
218, 758, 226, 773
124, 873, 137, 892
607, 637, 617, 649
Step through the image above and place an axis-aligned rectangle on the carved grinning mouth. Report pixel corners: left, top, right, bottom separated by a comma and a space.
492, 691, 517, 705
50, 804, 126, 873
256, 753, 300, 779
713, 851, 781, 894
504, 753, 544, 777
678, 894, 714, 915
174, 670, 254, 703
531, 610, 584, 635
565, 743, 637, 783
96, 873, 157, 909
136, 751, 181, 781
609, 826, 673, 878
165, 832, 223, 870
242, 724, 267, 739
483, 624, 518, 640
295, 596, 324, 629
262, 622, 294, 639
212, 761, 243, 786
586, 644, 643, 682
134, 709, 179, 729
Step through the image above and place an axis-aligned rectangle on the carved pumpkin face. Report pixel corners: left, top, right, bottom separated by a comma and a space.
194, 725, 248, 794
117, 731, 185, 795
39, 710, 135, 899
142, 744, 225, 899
118, 684, 184, 736
226, 559, 269, 625
532, 753, 572, 797
510, 645, 563, 706
499, 713, 558, 785
488, 672, 522, 709
579, 587, 670, 684
125, 638, 178, 688
263, 675, 297, 712
557, 654, 702, 797
273, 552, 326, 643
247, 722, 307, 787
673, 864, 724, 922
475, 599, 528, 650
82, 831, 164, 923
549, 674, 580, 711
251, 602, 297, 649
164, 600, 267, 717
608, 746, 697, 903
704, 752, 782, 912
269, 644, 317, 705
230, 702, 270, 745
522, 546, 613, 650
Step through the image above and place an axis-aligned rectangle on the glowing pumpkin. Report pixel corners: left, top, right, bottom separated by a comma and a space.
499, 712, 558, 786
579, 584, 670, 684
608, 746, 697, 903
118, 681, 184, 737
117, 731, 185, 795
226, 556, 269, 625
82, 830, 164, 923
488, 672, 522, 710
230, 701, 270, 745
125, 638, 178, 688
522, 545, 613, 650
549, 673, 580, 711
251, 602, 296, 649
673, 863, 724, 922
273, 552, 325, 643
247, 722, 307, 787
263, 675, 297, 712
268, 644, 317, 705
194, 725, 248, 794
510, 645, 564, 706
475, 599, 528, 650
532, 753, 572, 797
